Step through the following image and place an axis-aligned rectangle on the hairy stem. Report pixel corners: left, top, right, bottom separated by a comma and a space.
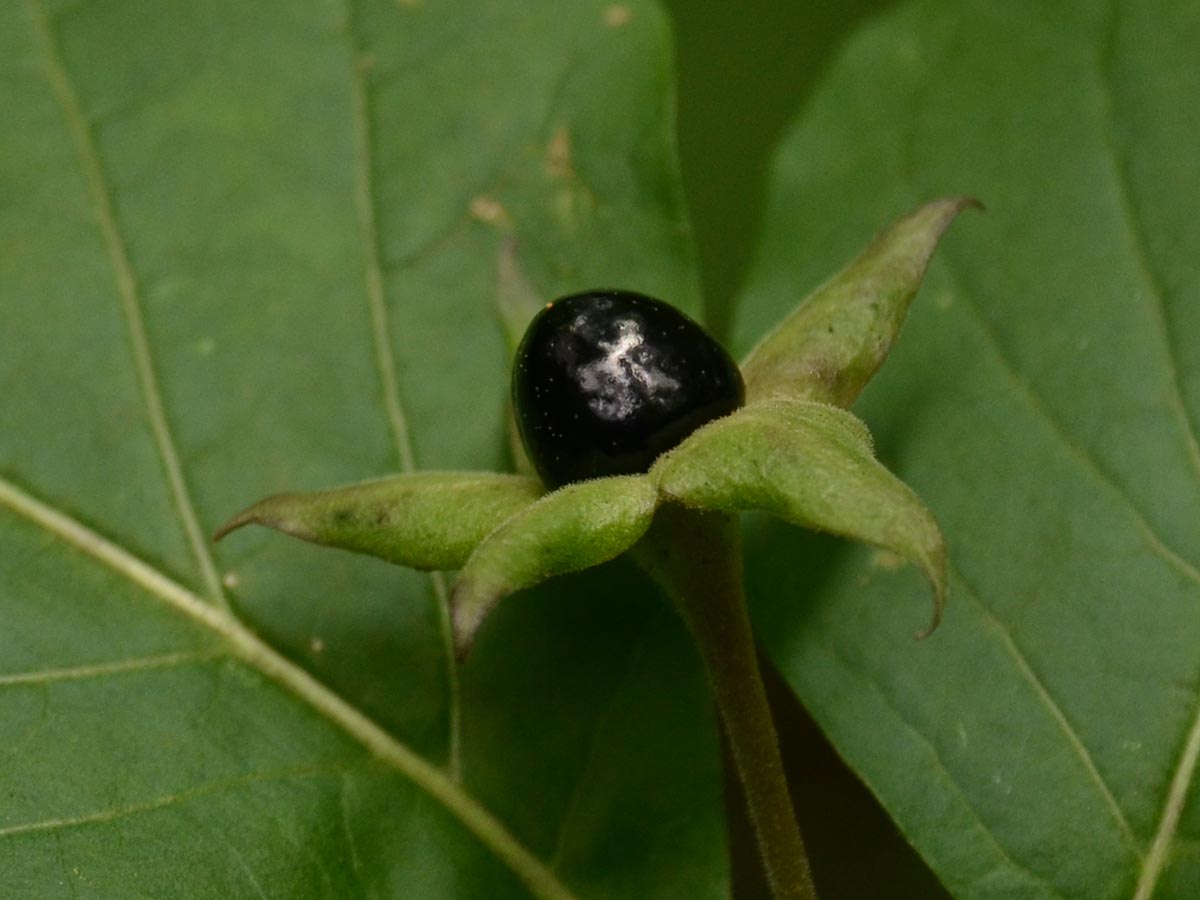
634, 505, 817, 900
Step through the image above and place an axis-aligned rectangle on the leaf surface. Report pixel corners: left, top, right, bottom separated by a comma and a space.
733, 1, 1200, 897
0, 1, 724, 897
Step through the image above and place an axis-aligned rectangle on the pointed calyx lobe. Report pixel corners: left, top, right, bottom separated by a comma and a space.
214, 472, 543, 570
740, 196, 980, 408
449, 475, 658, 656
213, 197, 971, 652
653, 399, 947, 636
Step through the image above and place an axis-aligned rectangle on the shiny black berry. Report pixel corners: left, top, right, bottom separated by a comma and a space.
512, 289, 745, 488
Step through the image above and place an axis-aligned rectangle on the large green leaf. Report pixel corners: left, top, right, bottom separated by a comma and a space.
0, 1, 724, 897
734, 0, 1200, 897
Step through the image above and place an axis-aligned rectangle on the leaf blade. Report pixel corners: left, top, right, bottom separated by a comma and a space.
1, 0, 726, 896
0, 475, 581, 900
734, 0, 1200, 895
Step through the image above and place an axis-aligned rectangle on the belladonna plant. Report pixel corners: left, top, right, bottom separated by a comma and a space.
216, 197, 979, 900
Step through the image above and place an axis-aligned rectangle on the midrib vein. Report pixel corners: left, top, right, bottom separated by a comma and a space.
24, 0, 227, 612
343, 8, 461, 781
0, 475, 579, 900
1133, 698, 1200, 900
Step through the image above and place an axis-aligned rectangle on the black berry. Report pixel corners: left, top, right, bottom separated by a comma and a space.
512, 289, 745, 488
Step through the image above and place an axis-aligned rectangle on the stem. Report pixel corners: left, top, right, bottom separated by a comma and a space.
633, 505, 817, 900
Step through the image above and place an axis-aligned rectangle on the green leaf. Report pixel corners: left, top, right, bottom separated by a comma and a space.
734, 1, 1200, 897
451, 476, 659, 656
497, 239, 552, 360
740, 196, 980, 408
655, 399, 945, 636
1, 1, 725, 898
215, 472, 544, 571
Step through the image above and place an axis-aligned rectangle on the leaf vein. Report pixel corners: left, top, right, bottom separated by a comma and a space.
1091, 32, 1200, 888
0, 763, 346, 840
1131, 688, 1200, 900
902, 30, 1200, 585
945, 261, 1200, 590
0, 650, 224, 689
22, 0, 229, 612
952, 567, 1142, 856
1096, 0, 1200, 490
213, 830, 272, 900
811, 635, 1070, 899
0, 475, 580, 900
340, 0, 461, 782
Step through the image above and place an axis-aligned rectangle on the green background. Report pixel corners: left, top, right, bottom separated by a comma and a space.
4, 0, 1198, 897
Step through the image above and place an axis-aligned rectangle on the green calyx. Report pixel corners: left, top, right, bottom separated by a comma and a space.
214, 471, 543, 572
653, 398, 946, 638
449, 476, 659, 657
215, 197, 977, 656
741, 195, 982, 407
